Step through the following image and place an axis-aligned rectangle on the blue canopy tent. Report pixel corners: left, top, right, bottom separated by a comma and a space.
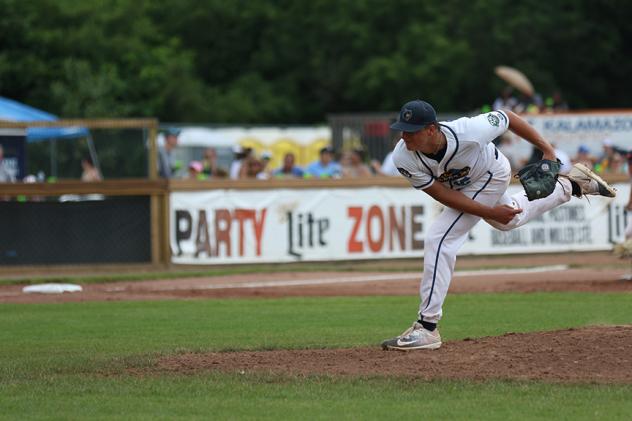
0, 96, 90, 141
0, 96, 97, 177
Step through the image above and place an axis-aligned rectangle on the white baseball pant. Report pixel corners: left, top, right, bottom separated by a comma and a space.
418, 153, 572, 323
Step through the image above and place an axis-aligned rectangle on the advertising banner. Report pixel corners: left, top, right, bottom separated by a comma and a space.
170, 184, 630, 265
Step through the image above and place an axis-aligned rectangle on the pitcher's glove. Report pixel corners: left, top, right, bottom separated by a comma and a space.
515, 159, 561, 201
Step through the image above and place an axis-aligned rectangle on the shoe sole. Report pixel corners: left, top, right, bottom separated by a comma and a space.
572, 163, 617, 197
382, 342, 442, 351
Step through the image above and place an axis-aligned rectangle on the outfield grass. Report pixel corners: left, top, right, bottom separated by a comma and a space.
1, 293, 631, 419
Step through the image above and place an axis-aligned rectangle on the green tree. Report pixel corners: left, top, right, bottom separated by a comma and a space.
1, 0, 632, 124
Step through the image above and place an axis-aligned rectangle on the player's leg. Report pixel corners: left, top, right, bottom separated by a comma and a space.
381, 207, 481, 351
487, 177, 572, 231
487, 161, 617, 231
417, 207, 480, 323
381, 172, 508, 351
567, 163, 616, 198
418, 171, 511, 323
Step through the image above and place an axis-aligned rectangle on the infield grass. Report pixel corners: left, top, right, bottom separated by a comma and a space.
1, 292, 632, 419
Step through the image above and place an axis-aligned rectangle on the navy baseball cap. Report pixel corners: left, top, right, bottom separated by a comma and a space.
166, 128, 181, 137
390, 100, 437, 132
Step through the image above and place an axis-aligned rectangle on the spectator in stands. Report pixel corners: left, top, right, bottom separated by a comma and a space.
341, 149, 372, 178
371, 136, 400, 176
230, 146, 252, 180
371, 151, 399, 176
257, 150, 273, 180
610, 152, 628, 174
492, 87, 518, 112
239, 155, 265, 179
544, 90, 569, 113
158, 128, 180, 178
608, 143, 631, 175
306, 146, 341, 178
81, 156, 102, 182
513, 92, 543, 114
625, 150, 632, 236
0, 145, 15, 183
273, 152, 304, 179
621, 158, 632, 233
201, 147, 220, 178
187, 160, 204, 180
572, 145, 596, 169
595, 138, 621, 174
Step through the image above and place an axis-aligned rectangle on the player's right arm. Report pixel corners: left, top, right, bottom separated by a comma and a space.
504, 110, 556, 161
424, 181, 521, 224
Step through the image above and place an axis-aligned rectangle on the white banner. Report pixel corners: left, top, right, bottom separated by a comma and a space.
170, 183, 630, 265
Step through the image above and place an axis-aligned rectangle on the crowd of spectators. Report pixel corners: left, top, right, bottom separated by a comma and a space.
490, 87, 568, 115
182, 146, 367, 180
158, 119, 630, 190
570, 139, 631, 178
160, 130, 394, 181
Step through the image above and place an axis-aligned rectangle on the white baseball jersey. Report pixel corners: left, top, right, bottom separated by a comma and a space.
392, 110, 509, 191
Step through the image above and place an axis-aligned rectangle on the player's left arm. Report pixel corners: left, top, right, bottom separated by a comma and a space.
505, 110, 556, 161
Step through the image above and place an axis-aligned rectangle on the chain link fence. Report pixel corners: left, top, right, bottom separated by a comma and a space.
0, 119, 163, 266
328, 112, 461, 163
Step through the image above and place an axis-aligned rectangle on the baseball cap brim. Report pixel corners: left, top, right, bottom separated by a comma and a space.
390, 121, 431, 133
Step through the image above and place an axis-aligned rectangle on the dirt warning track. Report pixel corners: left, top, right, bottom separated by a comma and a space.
1, 265, 630, 303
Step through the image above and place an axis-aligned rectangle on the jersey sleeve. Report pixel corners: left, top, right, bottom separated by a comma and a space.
464, 110, 509, 146
392, 144, 435, 190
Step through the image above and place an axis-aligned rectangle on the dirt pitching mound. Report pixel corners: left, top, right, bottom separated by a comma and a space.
155, 326, 632, 384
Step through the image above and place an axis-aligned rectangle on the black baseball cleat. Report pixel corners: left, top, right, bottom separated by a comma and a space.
567, 163, 616, 198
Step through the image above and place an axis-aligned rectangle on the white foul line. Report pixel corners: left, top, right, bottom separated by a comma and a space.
129, 264, 569, 292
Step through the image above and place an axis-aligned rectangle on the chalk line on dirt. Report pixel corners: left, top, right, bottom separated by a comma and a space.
104, 264, 568, 292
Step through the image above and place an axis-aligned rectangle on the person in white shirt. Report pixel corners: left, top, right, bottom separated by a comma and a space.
371, 145, 400, 176
381, 99, 616, 351
229, 146, 252, 180
0, 145, 16, 182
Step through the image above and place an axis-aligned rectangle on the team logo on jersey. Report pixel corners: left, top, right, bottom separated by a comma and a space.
397, 167, 412, 178
402, 109, 413, 121
437, 167, 471, 184
487, 113, 500, 127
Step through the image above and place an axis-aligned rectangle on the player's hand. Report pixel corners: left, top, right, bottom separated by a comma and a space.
541, 148, 557, 162
487, 204, 522, 225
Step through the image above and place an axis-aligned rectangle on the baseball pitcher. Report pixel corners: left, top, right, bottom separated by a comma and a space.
381, 99, 616, 351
